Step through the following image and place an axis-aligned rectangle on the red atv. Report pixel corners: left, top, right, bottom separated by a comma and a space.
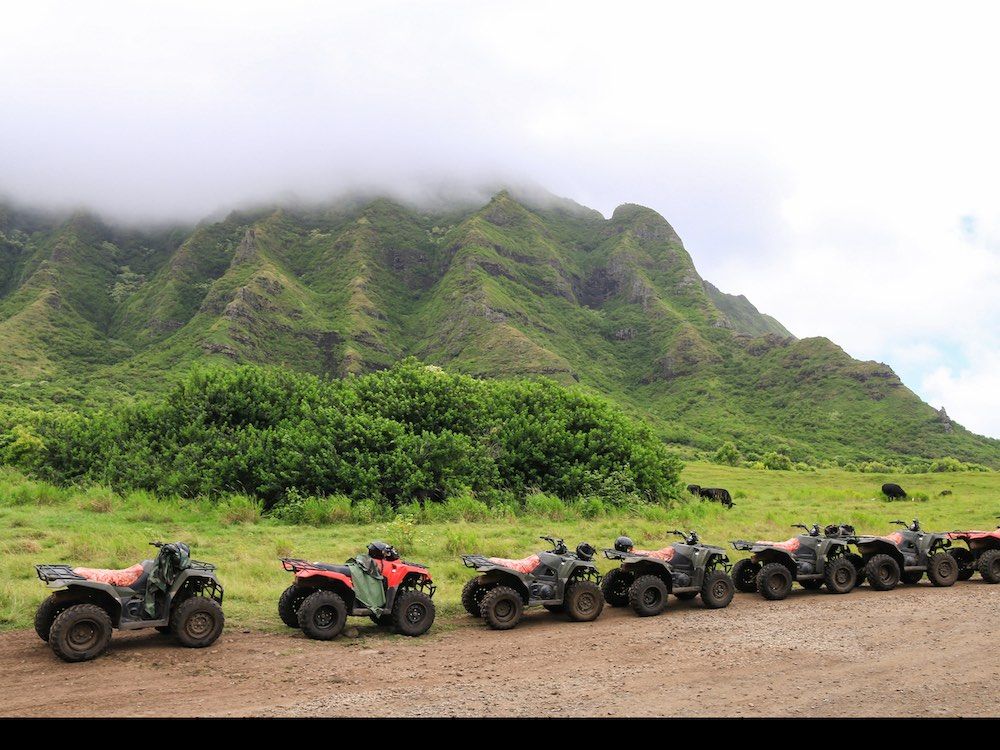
947, 519, 1000, 583
278, 541, 436, 639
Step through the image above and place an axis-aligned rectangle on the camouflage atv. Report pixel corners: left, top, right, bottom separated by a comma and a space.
946, 518, 1000, 583
731, 523, 858, 600
853, 519, 959, 590
461, 536, 603, 630
601, 530, 734, 616
34, 541, 224, 662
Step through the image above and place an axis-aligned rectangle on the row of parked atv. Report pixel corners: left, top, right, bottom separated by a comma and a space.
32, 518, 999, 661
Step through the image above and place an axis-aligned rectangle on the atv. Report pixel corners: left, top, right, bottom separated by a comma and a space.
279, 540, 436, 640
34, 541, 224, 662
601, 530, 734, 616
460, 536, 603, 630
853, 518, 958, 590
946, 518, 1000, 583
730, 523, 858, 600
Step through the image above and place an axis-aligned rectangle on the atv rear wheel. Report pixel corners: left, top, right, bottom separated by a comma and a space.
823, 557, 856, 594
479, 586, 523, 630
927, 552, 959, 587
900, 570, 923, 584
565, 580, 604, 622
978, 549, 1000, 583
49, 604, 113, 662
864, 554, 900, 591
34, 594, 72, 642
950, 548, 975, 581
600, 568, 633, 607
172, 597, 225, 648
392, 589, 435, 636
756, 563, 793, 600
628, 574, 668, 616
701, 571, 735, 608
278, 585, 311, 628
461, 578, 490, 617
732, 559, 760, 593
297, 590, 348, 640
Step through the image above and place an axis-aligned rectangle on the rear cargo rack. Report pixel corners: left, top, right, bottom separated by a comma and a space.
731, 540, 754, 551
35, 564, 86, 582
280, 557, 329, 573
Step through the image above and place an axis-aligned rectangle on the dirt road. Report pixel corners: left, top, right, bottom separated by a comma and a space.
2, 581, 997, 717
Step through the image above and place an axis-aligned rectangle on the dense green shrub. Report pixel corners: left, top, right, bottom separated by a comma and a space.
4, 361, 683, 508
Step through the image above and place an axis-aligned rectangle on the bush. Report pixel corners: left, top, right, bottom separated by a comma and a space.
524, 491, 567, 520
713, 441, 741, 466
576, 497, 607, 519
762, 452, 793, 471
4, 361, 684, 511
219, 494, 262, 525
424, 492, 491, 522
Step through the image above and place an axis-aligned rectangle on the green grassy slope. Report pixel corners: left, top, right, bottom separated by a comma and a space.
0, 192, 996, 467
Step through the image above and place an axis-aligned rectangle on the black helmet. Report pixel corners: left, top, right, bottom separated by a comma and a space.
367, 540, 399, 561
614, 536, 634, 553
576, 543, 595, 561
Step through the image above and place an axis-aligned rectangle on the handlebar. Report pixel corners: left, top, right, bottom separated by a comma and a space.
150, 541, 166, 547
539, 536, 568, 554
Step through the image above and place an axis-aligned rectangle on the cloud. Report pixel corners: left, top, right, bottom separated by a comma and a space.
1, 1, 998, 435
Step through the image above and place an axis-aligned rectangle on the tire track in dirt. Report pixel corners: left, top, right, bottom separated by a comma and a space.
1, 581, 996, 717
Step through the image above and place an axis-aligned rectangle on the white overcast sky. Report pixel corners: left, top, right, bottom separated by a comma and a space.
2, 2, 998, 438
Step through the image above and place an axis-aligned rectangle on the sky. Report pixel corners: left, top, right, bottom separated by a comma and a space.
2, 1, 998, 437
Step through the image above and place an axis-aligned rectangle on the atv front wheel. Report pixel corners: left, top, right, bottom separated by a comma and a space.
864, 554, 900, 591
927, 552, 958, 587
34, 594, 72, 642
701, 571, 735, 609
297, 590, 348, 640
732, 559, 760, 593
49, 604, 113, 662
278, 585, 311, 628
565, 580, 604, 622
479, 586, 523, 630
978, 549, 1000, 583
172, 597, 225, 648
823, 558, 856, 594
392, 589, 436, 636
600, 568, 633, 607
628, 575, 668, 617
756, 563, 793, 600
900, 570, 923, 585
461, 578, 490, 617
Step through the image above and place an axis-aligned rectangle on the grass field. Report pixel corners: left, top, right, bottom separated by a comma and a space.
1, 462, 996, 633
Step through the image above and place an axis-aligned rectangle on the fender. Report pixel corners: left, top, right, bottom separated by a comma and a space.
854, 536, 905, 566
751, 547, 797, 573
474, 567, 532, 602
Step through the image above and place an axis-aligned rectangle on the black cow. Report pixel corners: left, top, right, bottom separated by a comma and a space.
881, 483, 907, 500
686, 484, 701, 496
698, 487, 733, 509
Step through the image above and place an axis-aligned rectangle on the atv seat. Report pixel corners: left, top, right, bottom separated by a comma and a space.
755, 538, 801, 553
487, 554, 541, 574
73, 560, 154, 590
310, 562, 353, 577
632, 546, 676, 561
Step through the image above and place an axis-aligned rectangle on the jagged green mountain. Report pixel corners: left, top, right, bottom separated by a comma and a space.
0, 191, 996, 467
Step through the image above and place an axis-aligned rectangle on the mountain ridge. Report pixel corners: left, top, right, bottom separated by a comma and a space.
0, 190, 996, 468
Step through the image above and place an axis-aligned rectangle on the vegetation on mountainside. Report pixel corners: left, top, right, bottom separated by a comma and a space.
1, 192, 997, 469
0, 361, 682, 506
